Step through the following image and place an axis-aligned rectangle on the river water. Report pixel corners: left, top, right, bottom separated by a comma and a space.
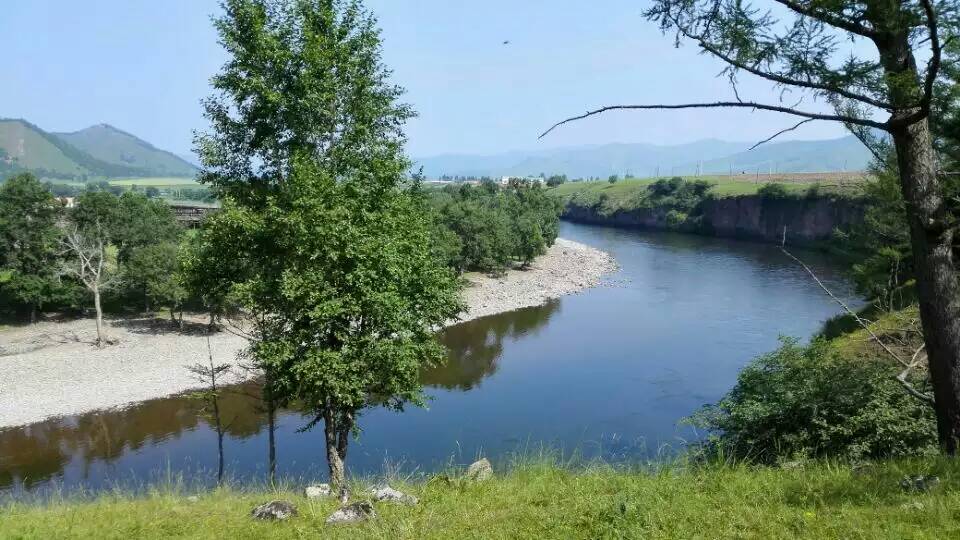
0, 222, 855, 494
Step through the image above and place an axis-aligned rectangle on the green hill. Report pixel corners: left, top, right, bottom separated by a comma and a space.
0, 119, 197, 181
53, 124, 197, 178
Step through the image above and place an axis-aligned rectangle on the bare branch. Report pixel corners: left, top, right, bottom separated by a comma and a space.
748, 118, 814, 151
780, 245, 934, 405
538, 101, 888, 140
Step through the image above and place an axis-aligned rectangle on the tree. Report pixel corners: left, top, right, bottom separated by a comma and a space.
0, 173, 62, 322
541, 0, 960, 454
63, 191, 120, 347
608, 174, 619, 184
123, 241, 187, 323
113, 192, 181, 264
187, 335, 233, 485
195, 0, 463, 496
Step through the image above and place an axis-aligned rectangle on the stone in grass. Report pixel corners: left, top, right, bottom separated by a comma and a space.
899, 475, 941, 493
326, 501, 377, 525
370, 485, 418, 505
251, 500, 298, 521
304, 484, 333, 499
465, 458, 494, 482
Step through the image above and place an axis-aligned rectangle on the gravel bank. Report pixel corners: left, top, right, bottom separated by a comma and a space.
0, 238, 615, 428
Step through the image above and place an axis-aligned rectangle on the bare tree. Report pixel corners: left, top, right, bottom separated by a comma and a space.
188, 335, 233, 485
541, 0, 960, 454
61, 223, 114, 348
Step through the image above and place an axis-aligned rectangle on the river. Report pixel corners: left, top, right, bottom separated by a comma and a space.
0, 222, 855, 494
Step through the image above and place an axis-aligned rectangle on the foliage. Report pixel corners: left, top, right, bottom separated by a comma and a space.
6, 458, 960, 538
607, 174, 619, 184
757, 182, 791, 200
122, 241, 187, 318
193, 0, 464, 492
113, 192, 181, 264
691, 338, 938, 463
545, 174, 567, 187
0, 173, 64, 319
428, 181, 561, 273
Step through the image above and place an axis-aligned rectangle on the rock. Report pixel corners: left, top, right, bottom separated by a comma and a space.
251, 500, 298, 521
370, 485, 418, 505
465, 458, 494, 482
304, 484, 333, 499
779, 460, 803, 470
900, 501, 925, 511
899, 475, 941, 493
186, 495, 200, 503
325, 501, 377, 525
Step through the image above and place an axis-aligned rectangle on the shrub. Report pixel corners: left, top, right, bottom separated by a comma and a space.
608, 175, 619, 184
665, 209, 688, 229
757, 182, 791, 199
689, 337, 937, 463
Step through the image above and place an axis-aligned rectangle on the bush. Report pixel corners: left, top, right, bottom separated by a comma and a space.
689, 337, 937, 463
665, 209, 688, 229
608, 175, 619, 184
757, 182, 790, 199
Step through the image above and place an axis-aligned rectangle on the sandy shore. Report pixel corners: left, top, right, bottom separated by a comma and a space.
0, 238, 615, 429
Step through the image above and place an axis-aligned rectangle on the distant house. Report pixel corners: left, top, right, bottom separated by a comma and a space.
499, 176, 545, 186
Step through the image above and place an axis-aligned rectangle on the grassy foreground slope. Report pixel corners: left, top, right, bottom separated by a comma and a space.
3, 459, 958, 539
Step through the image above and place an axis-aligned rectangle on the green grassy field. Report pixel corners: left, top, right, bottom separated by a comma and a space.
547, 174, 868, 217
108, 177, 201, 187
2, 458, 957, 539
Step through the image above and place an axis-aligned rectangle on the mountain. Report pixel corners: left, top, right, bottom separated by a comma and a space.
0, 118, 197, 181
413, 136, 872, 179
53, 124, 197, 178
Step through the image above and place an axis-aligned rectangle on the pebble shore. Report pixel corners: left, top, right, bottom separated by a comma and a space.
0, 238, 615, 428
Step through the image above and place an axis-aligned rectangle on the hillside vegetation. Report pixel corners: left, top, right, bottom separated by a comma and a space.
53, 124, 197, 178
549, 174, 867, 212
0, 119, 197, 180
3, 458, 958, 538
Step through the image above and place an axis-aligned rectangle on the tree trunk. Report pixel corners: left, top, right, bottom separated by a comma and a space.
29, 304, 36, 324
93, 285, 104, 348
891, 120, 960, 453
323, 406, 354, 501
267, 399, 277, 484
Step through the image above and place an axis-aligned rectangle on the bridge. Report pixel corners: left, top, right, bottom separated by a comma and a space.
169, 202, 219, 227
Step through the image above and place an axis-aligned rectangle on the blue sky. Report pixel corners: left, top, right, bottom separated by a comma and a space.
1, 0, 853, 158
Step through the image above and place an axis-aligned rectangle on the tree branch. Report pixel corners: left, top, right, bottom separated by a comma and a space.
780, 245, 934, 406
749, 118, 814, 151
538, 101, 888, 139
772, 0, 878, 38
666, 11, 894, 110
920, 0, 943, 113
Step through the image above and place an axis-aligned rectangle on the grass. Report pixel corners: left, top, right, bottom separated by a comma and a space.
548, 174, 867, 214
3, 458, 959, 538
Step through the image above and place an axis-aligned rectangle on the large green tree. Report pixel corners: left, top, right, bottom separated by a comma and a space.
195, 0, 462, 494
0, 173, 62, 322
542, 0, 960, 453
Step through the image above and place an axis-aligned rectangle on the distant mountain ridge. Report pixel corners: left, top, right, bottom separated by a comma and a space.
413, 135, 872, 178
0, 119, 198, 180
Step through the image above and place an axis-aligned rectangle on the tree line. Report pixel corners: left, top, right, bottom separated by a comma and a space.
427, 180, 561, 274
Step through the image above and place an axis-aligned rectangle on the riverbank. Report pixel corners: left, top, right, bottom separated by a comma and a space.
3, 458, 957, 538
0, 238, 615, 429
550, 177, 865, 245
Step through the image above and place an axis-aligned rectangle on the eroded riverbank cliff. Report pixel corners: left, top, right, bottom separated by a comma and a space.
561, 194, 864, 245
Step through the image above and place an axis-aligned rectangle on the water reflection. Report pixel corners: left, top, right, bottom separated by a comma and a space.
0, 222, 856, 494
426, 300, 559, 391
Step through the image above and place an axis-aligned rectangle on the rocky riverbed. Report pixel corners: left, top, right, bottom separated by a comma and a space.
0, 238, 615, 428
